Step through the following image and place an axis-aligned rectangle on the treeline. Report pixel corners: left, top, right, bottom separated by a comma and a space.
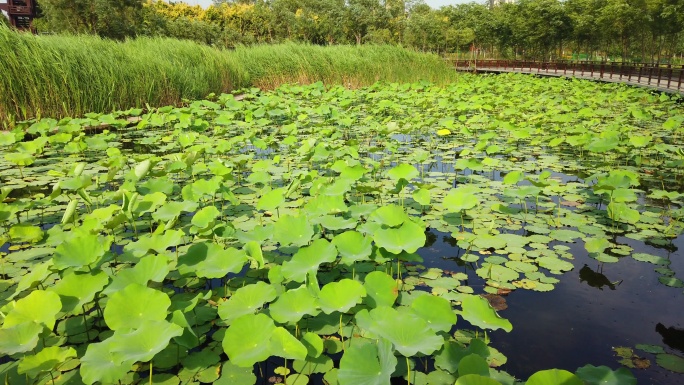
31, 0, 684, 62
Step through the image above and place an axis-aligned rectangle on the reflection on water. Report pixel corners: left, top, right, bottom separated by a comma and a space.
579, 264, 622, 291
419, 229, 684, 385
657, 323, 684, 354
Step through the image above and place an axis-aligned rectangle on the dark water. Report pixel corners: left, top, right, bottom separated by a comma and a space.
419, 230, 684, 385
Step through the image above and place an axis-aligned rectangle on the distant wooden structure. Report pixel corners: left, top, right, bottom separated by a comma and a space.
0, 0, 36, 31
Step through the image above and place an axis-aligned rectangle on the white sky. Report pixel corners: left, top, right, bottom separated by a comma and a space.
182, 0, 474, 8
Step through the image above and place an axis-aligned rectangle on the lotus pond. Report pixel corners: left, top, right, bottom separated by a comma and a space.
0, 73, 683, 385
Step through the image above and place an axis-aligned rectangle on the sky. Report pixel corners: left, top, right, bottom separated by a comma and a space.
182, 0, 473, 9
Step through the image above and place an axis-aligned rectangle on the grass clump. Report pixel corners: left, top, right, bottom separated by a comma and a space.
0, 27, 456, 125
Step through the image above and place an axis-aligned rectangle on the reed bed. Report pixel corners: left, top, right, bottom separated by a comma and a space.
0, 26, 457, 125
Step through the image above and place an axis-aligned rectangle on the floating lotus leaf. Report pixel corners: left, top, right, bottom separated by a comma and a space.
18, 346, 77, 378
282, 239, 338, 282
477, 264, 519, 283
214, 362, 257, 385
356, 306, 444, 357
332, 231, 373, 264
269, 286, 319, 324
222, 313, 276, 367
410, 295, 456, 333
103, 284, 171, 330
338, 338, 396, 385
273, 215, 314, 247
316, 215, 357, 231
656, 353, 684, 373
318, 279, 366, 314
575, 365, 637, 385
178, 242, 247, 279
548, 229, 582, 242
658, 276, 684, 288
3, 290, 61, 330
373, 220, 426, 254
526, 369, 583, 385
0, 323, 42, 355
50, 270, 109, 313
53, 232, 110, 270
387, 164, 418, 181
536, 257, 574, 273
12, 260, 53, 299
218, 281, 277, 322
363, 271, 398, 308
632, 253, 670, 265
8, 225, 43, 244
369, 205, 409, 227
473, 235, 507, 250
459, 294, 512, 332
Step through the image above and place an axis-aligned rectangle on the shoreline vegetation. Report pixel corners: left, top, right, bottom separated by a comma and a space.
0, 26, 457, 126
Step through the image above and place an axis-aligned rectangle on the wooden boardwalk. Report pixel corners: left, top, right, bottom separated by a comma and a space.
452, 60, 684, 95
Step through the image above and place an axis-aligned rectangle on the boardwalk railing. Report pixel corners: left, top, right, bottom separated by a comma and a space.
452, 60, 684, 92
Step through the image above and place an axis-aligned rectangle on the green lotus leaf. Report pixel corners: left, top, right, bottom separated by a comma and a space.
503, 170, 525, 185
222, 313, 276, 367
8, 225, 43, 244
3, 290, 61, 330
526, 369, 583, 385
316, 215, 357, 231
125, 229, 184, 257
387, 163, 418, 181
214, 361, 257, 385
217, 281, 277, 322
363, 271, 398, 308
12, 260, 53, 299
270, 327, 308, 361
632, 253, 670, 265
318, 279, 367, 314
269, 286, 319, 324
178, 242, 247, 279
282, 239, 337, 282
53, 232, 111, 270
548, 229, 583, 242
301, 332, 324, 358
338, 338, 396, 385
658, 276, 684, 287
410, 295, 456, 333
191, 205, 220, 229
332, 231, 373, 264
476, 264, 519, 283
459, 294, 512, 332
373, 220, 426, 254
607, 202, 640, 224
18, 346, 76, 378
369, 205, 409, 227
0, 131, 16, 146
104, 254, 170, 295
443, 186, 479, 212
0, 322, 42, 355
575, 365, 637, 385
109, 320, 183, 363
536, 257, 574, 273
273, 215, 314, 247
152, 201, 198, 223
130, 192, 167, 216
356, 306, 444, 357
5, 152, 34, 166
103, 284, 171, 330
50, 270, 109, 313
454, 374, 502, 385
257, 187, 286, 212
80, 337, 134, 385
244, 241, 265, 268
458, 353, 489, 377
584, 237, 612, 254
412, 188, 431, 206
635, 344, 665, 354
656, 353, 684, 373
473, 235, 507, 250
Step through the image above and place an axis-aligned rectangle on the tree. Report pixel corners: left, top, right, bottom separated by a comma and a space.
37, 0, 143, 39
